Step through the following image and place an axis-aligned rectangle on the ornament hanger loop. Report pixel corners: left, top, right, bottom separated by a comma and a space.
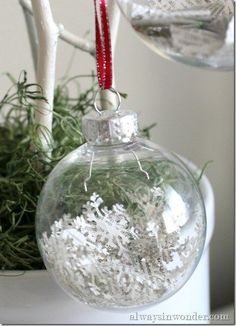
93, 87, 121, 115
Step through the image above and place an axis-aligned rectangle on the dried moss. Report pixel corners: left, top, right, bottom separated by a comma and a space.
0, 71, 96, 270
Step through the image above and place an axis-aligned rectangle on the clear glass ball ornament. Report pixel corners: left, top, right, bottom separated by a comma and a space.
116, 0, 234, 70
36, 92, 206, 308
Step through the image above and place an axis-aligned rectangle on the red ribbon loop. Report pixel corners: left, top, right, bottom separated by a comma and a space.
94, 0, 113, 90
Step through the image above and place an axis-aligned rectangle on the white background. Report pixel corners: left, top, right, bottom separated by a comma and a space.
0, 0, 234, 310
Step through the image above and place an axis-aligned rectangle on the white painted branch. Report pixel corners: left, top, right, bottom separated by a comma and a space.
107, 0, 121, 61
20, 0, 38, 73
20, 0, 95, 56
31, 0, 59, 154
59, 24, 95, 56
100, 0, 121, 110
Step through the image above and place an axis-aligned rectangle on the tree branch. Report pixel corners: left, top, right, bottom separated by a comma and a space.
58, 24, 95, 55
107, 0, 121, 58
20, 0, 95, 56
20, 0, 38, 73
31, 0, 59, 155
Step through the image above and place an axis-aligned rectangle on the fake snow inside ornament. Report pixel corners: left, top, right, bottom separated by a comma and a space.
117, 0, 234, 70
36, 90, 206, 308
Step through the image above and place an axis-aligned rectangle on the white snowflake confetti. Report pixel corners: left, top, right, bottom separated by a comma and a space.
40, 188, 204, 307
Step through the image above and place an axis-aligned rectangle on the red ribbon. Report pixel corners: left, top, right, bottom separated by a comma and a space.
94, 0, 112, 89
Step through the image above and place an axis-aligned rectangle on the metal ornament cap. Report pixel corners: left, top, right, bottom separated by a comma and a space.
82, 110, 138, 145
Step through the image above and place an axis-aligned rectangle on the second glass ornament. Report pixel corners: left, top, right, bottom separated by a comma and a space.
117, 0, 234, 70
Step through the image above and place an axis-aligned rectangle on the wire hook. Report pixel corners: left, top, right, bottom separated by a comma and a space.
84, 151, 95, 192
131, 151, 150, 180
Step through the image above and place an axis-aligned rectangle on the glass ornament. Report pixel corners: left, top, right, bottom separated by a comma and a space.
116, 0, 234, 70
36, 91, 206, 308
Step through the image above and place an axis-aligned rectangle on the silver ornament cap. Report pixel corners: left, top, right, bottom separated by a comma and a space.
82, 109, 138, 145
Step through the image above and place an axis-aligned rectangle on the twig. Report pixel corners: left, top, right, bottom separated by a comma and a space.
58, 24, 95, 56
107, 0, 121, 60
20, 0, 38, 73
31, 0, 59, 155
19, 0, 95, 56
